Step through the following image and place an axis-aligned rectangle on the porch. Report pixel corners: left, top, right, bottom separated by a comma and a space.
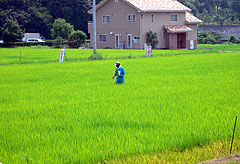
164, 25, 193, 50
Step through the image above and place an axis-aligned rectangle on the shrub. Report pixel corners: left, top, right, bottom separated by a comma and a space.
69, 30, 87, 48
198, 31, 224, 44
146, 30, 159, 49
52, 38, 66, 48
88, 52, 104, 60
229, 35, 240, 44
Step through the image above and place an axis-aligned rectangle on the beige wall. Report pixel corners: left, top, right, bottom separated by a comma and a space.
187, 24, 197, 40
186, 24, 198, 49
140, 12, 186, 49
89, 0, 141, 49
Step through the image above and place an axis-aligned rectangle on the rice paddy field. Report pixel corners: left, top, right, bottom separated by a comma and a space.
0, 44, 240, 163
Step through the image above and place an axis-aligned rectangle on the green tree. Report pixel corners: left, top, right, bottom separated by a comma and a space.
47, 0, 91, 34
25, 6, 52, 39
51, 18, 74, 39
146, 30, 159, 49
2, 19, 24, 42
69, 30, 87, 48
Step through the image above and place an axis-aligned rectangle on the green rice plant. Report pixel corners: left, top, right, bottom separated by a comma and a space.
0, 48, 239, 163
0, 44, 239, 65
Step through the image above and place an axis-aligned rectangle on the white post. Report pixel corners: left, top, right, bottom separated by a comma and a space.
93, 0, 97, 54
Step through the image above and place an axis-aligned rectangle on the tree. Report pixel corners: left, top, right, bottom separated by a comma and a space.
25, 6, 52, 39
69, 30, 87, 48
47, 0, 91, 34
51, 18, 74, 39
146, 30, 159, 49
2, 19, 24, 42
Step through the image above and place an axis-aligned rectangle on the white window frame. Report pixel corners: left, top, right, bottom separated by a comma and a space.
99, 34, 107, 43
115, 34, 120, 48
151, 14, 154, 23
102, 15, 111, 24
133, 14, 136, 23
134, 36, 140, 43
170, 14, 178, 22
162, 30, 166, 39
127, 34, 132, 48
128, 14, 131, 22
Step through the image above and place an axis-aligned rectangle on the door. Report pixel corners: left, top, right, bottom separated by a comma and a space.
127, 34, 132, 48
115, 34, 120, 48
190, 40, 194, 49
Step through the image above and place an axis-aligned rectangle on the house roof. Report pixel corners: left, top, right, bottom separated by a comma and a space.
164, 25, 193, 33
125, 0, 191, 12
88, 0, 191, 13
186, 12, 202, 24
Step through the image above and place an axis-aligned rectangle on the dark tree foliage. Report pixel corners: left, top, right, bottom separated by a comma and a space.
47, 0, 91, 36
178, 0, 240, 25
0, 0, 239, 40
2, 19, 24, 42
0, 0, 91, 39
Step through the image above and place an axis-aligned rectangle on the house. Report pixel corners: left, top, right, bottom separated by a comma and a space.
88, 0, 202, 49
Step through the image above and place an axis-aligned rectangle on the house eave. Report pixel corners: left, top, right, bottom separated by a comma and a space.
167, 30, 193, 33
88, 0, 143, 14
186, 21, 202, 25
142, 9, 191, 13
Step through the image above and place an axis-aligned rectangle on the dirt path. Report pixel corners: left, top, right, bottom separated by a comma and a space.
199, 154, 240, 164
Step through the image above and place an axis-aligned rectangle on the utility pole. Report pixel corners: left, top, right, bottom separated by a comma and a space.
93, 0, 97, 54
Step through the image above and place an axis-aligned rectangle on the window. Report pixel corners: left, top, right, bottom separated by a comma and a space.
170, 15, 177, 21
115, 34, 120, 48
103, 15, 111, 24
114, 0, 118, 2
162, 30, 166, 39
133, 14, 136, 23
128, 14, 131, 22
99, 34, 107, 43
127, 34, 132, 48
134, 36, 140, 43
151, 15, 154, 23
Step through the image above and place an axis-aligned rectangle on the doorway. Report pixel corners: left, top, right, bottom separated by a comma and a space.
177, 33, 186, 49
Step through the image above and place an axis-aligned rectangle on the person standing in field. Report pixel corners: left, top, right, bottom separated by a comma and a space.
112, 62, 125, 84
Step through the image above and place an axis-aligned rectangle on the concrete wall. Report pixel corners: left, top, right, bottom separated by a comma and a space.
198, 25, 240, 40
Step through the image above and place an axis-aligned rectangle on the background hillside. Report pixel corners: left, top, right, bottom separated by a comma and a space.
0, 0, 239, 39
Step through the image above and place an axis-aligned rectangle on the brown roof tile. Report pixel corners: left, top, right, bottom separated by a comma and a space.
186, 12, 202, 24
164, 25, 193, 33
89, 0, 191, 13
125, 0, 191, 12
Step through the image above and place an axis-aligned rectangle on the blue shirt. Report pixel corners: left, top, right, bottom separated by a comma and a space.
115, 67, 125, 77
115, 67, 125, 83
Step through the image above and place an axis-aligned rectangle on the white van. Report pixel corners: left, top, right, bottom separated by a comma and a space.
26, 38, 45, 42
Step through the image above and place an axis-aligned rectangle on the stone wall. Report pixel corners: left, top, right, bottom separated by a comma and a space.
198, 25, 240, 40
